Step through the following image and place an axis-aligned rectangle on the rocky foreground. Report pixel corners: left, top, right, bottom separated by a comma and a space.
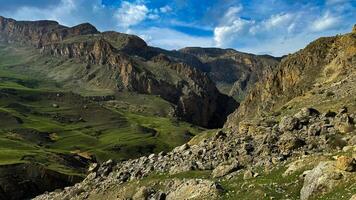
34, 107, 356, 200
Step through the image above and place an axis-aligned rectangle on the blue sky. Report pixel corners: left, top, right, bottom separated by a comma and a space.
0, 0, 355, 56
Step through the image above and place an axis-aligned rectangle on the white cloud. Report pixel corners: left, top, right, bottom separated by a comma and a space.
2, 0, 79, 24
221, 5, 243, 25
214, 18, 254, 47
160, 5, 172, 13
114, 1, 149, 28
263, 13, 293, 30
311, 12, 339, 32
134, 27, 214, 50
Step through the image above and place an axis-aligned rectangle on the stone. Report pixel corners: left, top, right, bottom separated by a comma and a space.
211, 161, 240, 178
166, 179, 222, 200
278, 132, 305, 152
308, 123, 322, 136
336, 156, 355, 172
300, 161, 344, 200
132, 186, 150, 200
279, 116, 300, 132
88, 163, 99, 173
283, 159, 307, 177
243, 169, 254, 180
294, 108, 320, 123
350, 194, 356, 200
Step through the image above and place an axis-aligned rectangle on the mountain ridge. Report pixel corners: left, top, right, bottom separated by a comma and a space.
0, 16, 240, 128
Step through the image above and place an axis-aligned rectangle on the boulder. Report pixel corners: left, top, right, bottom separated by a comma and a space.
334, 114, 354, 133
300, 161, 346, 200
166, 179, 223, 200
336, 156, 355, 172
278, 132, 305, 152
294, 108, 320, 123
211, 161, 240, 178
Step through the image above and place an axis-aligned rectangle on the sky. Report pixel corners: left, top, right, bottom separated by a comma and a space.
0, 0, 355, 56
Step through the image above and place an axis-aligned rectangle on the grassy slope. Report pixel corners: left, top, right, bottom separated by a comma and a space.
0, 43, 204, 175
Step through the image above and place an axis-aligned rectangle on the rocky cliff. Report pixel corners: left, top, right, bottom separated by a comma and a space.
178, 47, 279, 101
225, 26, 356, 129
0, 16, 237, 128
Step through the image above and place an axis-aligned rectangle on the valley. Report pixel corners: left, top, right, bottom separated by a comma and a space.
0, 15, 355, 200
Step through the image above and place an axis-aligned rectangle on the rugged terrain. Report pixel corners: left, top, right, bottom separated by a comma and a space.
0, 16, 239, 199
34, 26, 356, 200
0, 15, 355, 200
178, 47, 279, 101
0, 16, 239, 128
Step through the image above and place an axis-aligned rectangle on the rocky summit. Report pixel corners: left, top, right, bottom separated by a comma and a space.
0, 13, 355, 200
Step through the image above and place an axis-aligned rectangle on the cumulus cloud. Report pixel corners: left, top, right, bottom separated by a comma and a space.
212, 2, 352, 56
115, 1, 149, 28
214, 18, 254, 47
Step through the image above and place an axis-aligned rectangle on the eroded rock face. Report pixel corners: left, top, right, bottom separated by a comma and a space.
0, 16, 238, 128
226, 26, 356, 129
179, 47, 279, 100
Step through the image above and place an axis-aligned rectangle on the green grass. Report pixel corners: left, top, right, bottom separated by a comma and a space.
0, 42, 205, 178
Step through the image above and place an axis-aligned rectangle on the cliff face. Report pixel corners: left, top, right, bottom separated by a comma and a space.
225, 28, 356, 129
178, 47, 280, 101
0, 16, 237, 128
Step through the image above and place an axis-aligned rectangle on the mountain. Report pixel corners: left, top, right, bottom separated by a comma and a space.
0, 16, 238, 128
0, 16, 238, 199
34, 26, 356, 200
178, 47, 280, 101
226, 24, 356, 128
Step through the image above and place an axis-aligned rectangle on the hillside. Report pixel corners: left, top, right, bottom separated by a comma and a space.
178, 47, 279, 101
34, 26, 356, 200
226, 25, 356, 128
0, 16, 238, 128
0, 16, 239, 199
